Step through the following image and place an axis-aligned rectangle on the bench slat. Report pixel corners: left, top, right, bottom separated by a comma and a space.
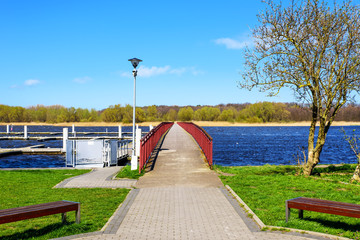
0, 201, 80, 224
288, 200, 360, 211
0, 201, 77, 216
288, 197, 360, 214
289, 197, 360, 208
286, 197, 360, 222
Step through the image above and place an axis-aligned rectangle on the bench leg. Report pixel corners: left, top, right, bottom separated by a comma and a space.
285, 201, 290, 223
62, 212, 67, 223
75, 205, 81, 224
299, 209, 303, 219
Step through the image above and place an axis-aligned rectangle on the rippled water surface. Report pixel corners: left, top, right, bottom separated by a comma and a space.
0, 125, 358, 168
204, 126, 359, 166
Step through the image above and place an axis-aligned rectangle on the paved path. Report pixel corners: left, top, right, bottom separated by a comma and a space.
55, 166, 136, 189
55, 124, 332, 240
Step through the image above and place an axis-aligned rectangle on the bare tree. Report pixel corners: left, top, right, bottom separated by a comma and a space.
241, 0, 360, 175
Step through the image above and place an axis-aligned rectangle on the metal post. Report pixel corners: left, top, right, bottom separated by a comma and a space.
128, 58, 142, 170
118, 126, 122, 138
72, 124, 75, 134
76, 204, 81, 224
299, 209, 303, 219
285, 200, 290, 223
63, 128, 68, 152
24, 126, 28, 139
136, 128, 142, 157
6, 125, 9, 134
131, 70, 137, 170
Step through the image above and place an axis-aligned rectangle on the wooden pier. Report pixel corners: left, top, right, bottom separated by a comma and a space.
0, 145, 62, 157
0, 131, 140, 141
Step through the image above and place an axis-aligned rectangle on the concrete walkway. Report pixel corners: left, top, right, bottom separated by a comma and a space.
55, 166, 136, 189
55, 124, 331, 240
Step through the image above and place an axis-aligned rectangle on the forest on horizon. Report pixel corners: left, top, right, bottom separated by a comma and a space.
0, 102, 360, 124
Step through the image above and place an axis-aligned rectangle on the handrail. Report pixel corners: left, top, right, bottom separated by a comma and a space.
139, 122, 174, 173
177, 122, 213, 167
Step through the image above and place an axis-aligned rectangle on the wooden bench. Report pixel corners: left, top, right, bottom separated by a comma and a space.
0, 201, 80, 225
286, 197, 360, 222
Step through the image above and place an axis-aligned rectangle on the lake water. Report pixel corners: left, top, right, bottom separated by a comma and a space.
204, 126, 359, 166
0, 125, 358, 168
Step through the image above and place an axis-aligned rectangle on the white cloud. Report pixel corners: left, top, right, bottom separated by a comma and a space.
24, 79, 40, 86
138, 65, 171, 77
120, 65, 202, 78
120, 72, 131, 77
73, 76, 92, 84
189, 67, 204, 76
214, 37, 253, 50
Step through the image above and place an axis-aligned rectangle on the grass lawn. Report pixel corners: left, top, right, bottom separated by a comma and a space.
216, 164, 360, 239
115, 165, 144, 179
0, 169, 130, 240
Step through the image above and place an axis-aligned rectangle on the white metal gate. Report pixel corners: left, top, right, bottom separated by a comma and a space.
66, 139, 118, 168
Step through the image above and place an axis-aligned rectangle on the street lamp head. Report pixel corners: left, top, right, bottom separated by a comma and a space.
128, 58, 142, 69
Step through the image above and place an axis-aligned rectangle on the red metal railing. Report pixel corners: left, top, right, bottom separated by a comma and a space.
177, 122, 213, 167
139, 122, 174, 173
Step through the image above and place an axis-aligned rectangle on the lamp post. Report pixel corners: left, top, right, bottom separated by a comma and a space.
128, 58, 142, 170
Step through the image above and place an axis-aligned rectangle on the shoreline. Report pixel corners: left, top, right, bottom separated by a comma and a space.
1, 121, 360, 127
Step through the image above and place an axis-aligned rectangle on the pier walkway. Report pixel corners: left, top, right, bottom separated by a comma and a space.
54, 167, 136, 189
56, 124, 329, 240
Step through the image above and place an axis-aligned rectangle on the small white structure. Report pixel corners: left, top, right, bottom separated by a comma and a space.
66, 139, 129, 168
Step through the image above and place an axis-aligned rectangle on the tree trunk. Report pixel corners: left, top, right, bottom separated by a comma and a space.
303, 151, 320, 176
303, 113, 318, 176
303, 117, 327, 176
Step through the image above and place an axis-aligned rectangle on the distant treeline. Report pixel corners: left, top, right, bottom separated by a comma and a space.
0, 102, 360, 123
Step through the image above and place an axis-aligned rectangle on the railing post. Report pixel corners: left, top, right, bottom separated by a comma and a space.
24, 125, 28, 139
136, 128, 142, 157
118, 126, 122, 138
63, 128, 69, 152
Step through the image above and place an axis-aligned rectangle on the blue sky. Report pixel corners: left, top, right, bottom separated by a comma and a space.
0, 0, 296, 110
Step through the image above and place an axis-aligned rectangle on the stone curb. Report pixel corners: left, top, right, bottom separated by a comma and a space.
225, 185, 351, 240
225, 185, 266, 229
50, 231, 103, 240
102, 188, 139, 234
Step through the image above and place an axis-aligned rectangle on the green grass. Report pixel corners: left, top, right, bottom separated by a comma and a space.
0, 170, 130, 240
216, 164, 360, 239
115, 165, 144, 179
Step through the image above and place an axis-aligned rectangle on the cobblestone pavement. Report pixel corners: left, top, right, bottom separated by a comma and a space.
54, 166, 136, 189
54, 124, 336, 240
